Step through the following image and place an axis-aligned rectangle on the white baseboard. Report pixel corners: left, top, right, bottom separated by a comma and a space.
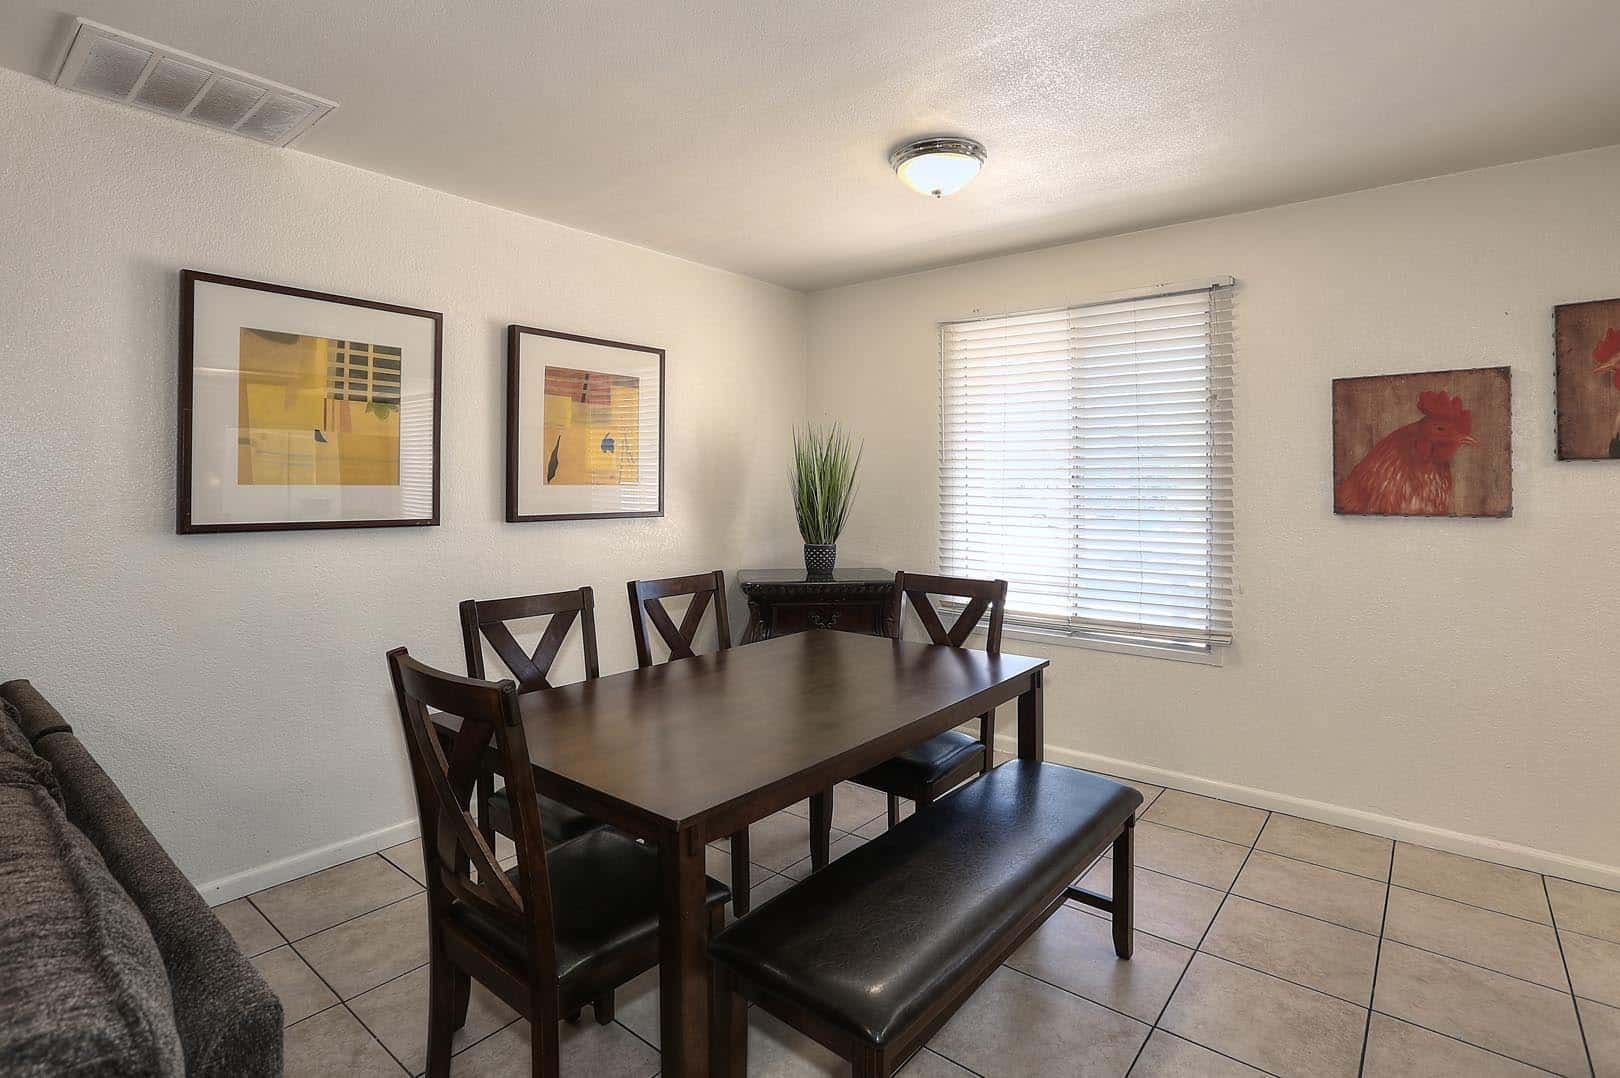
1000, 737, 1620, 893
197, 817, 420, 907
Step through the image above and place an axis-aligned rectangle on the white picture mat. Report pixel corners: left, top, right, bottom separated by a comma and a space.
514, 332, 662, 517
188, 280, 437, 526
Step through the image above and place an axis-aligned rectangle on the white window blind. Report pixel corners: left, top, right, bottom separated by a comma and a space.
939, 282, 1234, 653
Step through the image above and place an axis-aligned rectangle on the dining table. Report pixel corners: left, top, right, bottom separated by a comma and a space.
431, 627, 1048, 1078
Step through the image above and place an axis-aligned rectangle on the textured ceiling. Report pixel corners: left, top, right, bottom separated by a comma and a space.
4, 1, 1620, 290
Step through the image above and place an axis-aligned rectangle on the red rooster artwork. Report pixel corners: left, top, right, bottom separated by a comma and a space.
1332, 367, 1512, 518
1335, 391, 1477, 515
1555, 297, 1620, 459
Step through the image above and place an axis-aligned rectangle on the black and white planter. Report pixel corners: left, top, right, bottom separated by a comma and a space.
802, 543, 837, 579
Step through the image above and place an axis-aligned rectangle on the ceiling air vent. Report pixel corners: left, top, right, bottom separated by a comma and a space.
54, 19, 336, 147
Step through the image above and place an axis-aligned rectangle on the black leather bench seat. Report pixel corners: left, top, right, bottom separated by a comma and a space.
709, 761, 1141, 1047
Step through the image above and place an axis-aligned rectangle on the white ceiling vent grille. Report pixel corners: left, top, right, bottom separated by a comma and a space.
54, 19, 336, 147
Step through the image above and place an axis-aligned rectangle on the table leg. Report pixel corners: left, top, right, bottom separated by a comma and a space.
658, 826, 711, 1078
1016, 669, 1044, 761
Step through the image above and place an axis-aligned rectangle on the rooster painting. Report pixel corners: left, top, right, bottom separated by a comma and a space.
1332, 367, 1512, 518
1555, 298, 1620, 460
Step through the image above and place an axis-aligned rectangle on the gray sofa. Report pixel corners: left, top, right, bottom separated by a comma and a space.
0, 679, 282, 1076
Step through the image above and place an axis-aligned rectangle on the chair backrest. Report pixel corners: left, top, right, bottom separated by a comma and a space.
890, 571, 1008, 653
625, 569, 731, 668
459, 587, 601, 691
386, 648, 557, 979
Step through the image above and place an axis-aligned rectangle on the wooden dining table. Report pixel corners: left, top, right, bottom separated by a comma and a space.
432, 627, 1048, 1078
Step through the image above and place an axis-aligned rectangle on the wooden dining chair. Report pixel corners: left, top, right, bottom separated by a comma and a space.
627, 569, 828, 914
387, 648, 728, 1077
459, 587, 606, 851
817, 572, 1008, 856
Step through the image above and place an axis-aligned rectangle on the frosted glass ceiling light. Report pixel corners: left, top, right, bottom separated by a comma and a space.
890, 137, 986, 197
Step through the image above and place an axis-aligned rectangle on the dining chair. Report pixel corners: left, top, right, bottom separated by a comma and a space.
820, 572, 1007, 854
386, 648, 729, 1077
628, 569, 822, 914
459, 587, 606, 851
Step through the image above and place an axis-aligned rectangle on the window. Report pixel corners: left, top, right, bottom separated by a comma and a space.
939, 281, 1234, 658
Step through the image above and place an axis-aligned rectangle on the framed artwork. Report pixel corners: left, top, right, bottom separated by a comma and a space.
506, 325, 664, 522
177, 270, 442, 533
1554, 297, 1620, 460
1332, 366, 1512, 518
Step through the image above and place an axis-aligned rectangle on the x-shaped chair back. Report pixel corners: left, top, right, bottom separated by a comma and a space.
891, 571, 1008, 654
626, 569, 731, 668
386, 648, 558, 982
459, 587, 601, 692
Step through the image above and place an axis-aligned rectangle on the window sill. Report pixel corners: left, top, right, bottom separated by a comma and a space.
997, 623, 1226, 666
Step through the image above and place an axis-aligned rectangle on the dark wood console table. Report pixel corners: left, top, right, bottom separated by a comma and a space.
738, 567, 895, 643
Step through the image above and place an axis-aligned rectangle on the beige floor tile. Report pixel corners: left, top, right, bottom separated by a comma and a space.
1384, 886, 1567, 988
613, 967, 661, 1048
1391, 844, 1550, 924
745, 1006, 848, 1076
1008, 902, 1192, 1022
930, 966, 1149, 1076
449, 1017, 659, 1078
780, 832, 867, 881
1372, 940, 1587, 1076
1075, 856, 1226, 948
1160, 953, 1365, 1078
1128, 1029, 1268, 1076
348, 964, 518, 1075
1256, 815, 1392, 880
283, 1005, 407, 1077
1201, 895, 1378, 1005
295, 894, 430, 1000
1133, 821, 1250, 890
252, 855, 421, 941
897, 1048, 976, 1076
1580, 997, 1620, 1078
1362, 1013, 1547, 1077
1549, 877, 1620, 944
215, 896, 284, 957
855, 815, 893, 840
1143, 790, 1267, 846
252, 945, 339, 1026
380, 840, 426, 886
745, 810, 841, 873
1233, 850, 1388, 934
1564, 931, 1620, 1008
747, 871, 798, 911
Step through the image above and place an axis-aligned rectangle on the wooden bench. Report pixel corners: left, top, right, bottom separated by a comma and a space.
707, 760, 1141, 1077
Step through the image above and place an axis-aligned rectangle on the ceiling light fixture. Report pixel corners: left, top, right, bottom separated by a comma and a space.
890, 136, 986, 198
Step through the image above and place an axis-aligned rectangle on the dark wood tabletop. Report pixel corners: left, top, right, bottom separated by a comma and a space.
435, 628, 1046, 840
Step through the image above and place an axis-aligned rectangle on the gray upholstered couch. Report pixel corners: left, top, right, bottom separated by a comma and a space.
0, 678, 282, 1076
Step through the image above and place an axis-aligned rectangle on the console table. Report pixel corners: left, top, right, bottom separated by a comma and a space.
738, 567, 895, 643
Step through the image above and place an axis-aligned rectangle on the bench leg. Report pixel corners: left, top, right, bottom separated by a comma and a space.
853, 1044, 890, 1077
710, 961, 747, 1078
810, 788, 833, 871
1112, 816, 1135, 960
730, 827, 751, 916
887, 793, 900, 829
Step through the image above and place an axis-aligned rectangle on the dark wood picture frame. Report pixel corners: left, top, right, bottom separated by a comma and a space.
177, 269, 443, 534
505, 324, 666, 523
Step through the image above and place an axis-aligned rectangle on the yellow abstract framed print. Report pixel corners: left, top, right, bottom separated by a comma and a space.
178, 270, 442, 533
506, 325, 664, 522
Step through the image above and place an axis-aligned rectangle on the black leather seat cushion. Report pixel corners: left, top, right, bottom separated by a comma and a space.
852, 729, 985, 793
710, 762, 1141, 1046
451, 828, 729, 995
487, 787, 604, 847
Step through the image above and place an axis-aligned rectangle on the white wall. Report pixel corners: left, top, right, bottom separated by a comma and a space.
0, 67, 808, 901
808, 145, 1620, 885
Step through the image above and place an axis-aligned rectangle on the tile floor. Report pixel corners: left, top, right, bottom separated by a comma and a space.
220, 761, 1620, 1077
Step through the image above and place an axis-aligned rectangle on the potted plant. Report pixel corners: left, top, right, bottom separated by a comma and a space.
790, 423, 862, 579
